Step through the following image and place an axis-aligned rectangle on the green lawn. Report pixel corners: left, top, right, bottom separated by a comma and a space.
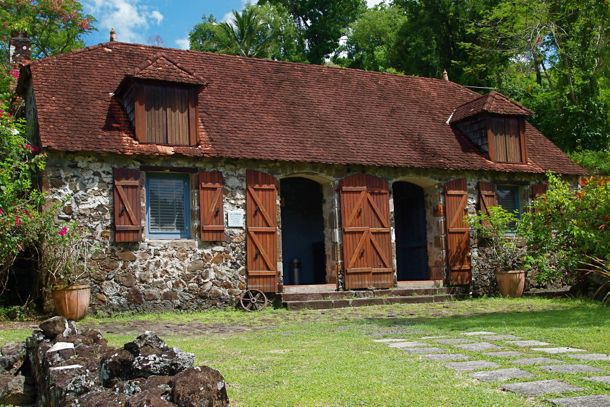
1, 298, 609, 406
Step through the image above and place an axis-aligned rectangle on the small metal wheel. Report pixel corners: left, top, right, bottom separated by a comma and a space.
239, 289, 268, 311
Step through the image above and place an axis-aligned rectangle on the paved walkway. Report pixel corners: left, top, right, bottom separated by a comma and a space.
374, 331, 610, 406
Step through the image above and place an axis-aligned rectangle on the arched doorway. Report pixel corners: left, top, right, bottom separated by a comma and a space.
280, 177, 326, 285
393, 182, 429, 280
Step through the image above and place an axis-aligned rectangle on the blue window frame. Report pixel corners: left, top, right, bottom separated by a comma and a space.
146, 173, 190, 239
496, 185, 522, 217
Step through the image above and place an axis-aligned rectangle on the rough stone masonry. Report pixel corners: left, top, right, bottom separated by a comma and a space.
0, 316, 229, 406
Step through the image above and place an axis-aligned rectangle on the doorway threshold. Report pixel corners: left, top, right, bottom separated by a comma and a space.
396, 280, 444, 288
282, 284, 337, 294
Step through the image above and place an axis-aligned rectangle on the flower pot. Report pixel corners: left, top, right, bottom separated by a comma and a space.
52, 284, 91, 321
495, 270, 526, 297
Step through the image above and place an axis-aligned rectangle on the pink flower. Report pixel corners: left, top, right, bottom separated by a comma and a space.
15, 216, 21, 226
10, 69, 19, 80
58, 226, 68, 236
25, 143, 32, 152
0, 207, 3, 216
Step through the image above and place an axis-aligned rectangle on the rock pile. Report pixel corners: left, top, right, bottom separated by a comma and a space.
0, 316, 230, 406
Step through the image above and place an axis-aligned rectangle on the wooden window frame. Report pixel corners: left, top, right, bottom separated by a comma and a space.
145, 172, 191, 240
486, 116, 528, 164
133, 82, 199, 146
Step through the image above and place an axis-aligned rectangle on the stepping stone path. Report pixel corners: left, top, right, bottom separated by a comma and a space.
502, 380, 583, 396
456, 342, 502, 351
471, 368, 534, 382
550, 395, 610, 407
423, 353, 470, 361
532, 347, 585, 354
513, 357, 564, 366
376, 330, 610, 404
445, 360, 499, 371
566, 353, 610, 361
507, 340, 550, 347
541, 364, 603, 374
483, 351, 523, 358
586, 376, 610, 385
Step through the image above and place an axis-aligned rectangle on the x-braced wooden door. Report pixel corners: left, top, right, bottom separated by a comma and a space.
246, 170, 279, 293
340, 174, 394, 289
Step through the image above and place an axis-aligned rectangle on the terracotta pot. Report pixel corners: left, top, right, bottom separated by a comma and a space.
495, 270, 526, 297
52, 284, 91, 321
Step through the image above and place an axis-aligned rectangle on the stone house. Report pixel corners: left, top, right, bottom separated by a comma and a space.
18, 41, 584, 311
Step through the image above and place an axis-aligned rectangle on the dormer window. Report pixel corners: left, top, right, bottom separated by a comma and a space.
450, 91, 531, 164
118, 54, 207, 147
134, 83, 198, 146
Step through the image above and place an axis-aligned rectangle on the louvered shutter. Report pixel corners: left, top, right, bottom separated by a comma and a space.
444, 179, 471, 285
113, 168, 142, 242
246, 170, 278, 293
199, 171, 225, 241
340, 174, 394, 289
478, 181, 497, 216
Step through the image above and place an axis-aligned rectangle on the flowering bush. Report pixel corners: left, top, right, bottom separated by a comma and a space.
519, 173, 610, 286
38, 219, 96, 288
0, 104, 46, 291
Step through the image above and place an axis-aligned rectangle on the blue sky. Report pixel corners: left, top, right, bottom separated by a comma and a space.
82, 0, 383, 50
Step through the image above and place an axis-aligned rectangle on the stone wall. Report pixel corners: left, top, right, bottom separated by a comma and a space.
43, 151, 548, 311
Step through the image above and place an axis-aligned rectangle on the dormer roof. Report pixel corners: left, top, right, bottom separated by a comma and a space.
449, 91, 532, 124
128, 54, 207, 86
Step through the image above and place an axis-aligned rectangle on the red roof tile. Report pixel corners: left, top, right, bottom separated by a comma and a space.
450, 91, 532, 124
22, 42, 584, 175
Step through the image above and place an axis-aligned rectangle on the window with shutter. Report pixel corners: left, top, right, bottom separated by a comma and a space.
146, 173, 190, 239
496, 185, 521, 217
489, 117, 525, 163
133, 83, 198, 146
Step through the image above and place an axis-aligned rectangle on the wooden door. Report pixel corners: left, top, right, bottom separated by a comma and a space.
246, 170, 278, 292
444, 179, 471, 285
340, 174, 393, 289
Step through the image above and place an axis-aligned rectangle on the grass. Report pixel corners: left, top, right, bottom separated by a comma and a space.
1, 297, 608, 406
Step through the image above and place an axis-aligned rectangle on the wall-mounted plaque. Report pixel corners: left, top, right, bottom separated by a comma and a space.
227, 210, 245, 228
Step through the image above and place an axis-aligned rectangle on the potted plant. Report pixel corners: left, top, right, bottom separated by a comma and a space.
39, 221, 96, 320
468, 206, 527, 297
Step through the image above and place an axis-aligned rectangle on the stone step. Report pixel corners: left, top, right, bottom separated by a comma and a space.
283, 294, 456, 310
281, 287, 454, 302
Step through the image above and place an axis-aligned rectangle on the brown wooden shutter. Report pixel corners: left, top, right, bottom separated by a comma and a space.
134, 84, 146, 142
246, 170, 278, 292
478, 181, 497, 216
444, 179, 471, 285
199, 171, 225, 241
113, 168, 142, 242
340, 174, 394, 290
188, 88, 199, 146
531, 182, 548, 199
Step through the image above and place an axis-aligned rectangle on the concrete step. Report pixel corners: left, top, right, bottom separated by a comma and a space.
281, 287, 453, 302
283, 294, 457, 310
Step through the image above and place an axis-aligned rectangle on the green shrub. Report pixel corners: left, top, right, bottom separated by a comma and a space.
569, 150, 610, 175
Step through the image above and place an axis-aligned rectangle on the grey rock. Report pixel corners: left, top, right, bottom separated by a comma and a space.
39, 316, 70, 338
506, 340, 550, 347
482, 334, 520, 341
124, 332, 169, 356
462, 331, 497, 336
445, 360, 499, 371
0, 342, 25, 372
532, 347, 585, 354
456, 342, 502, 351
586, 376, 610, 385
550, 395, 610, 407
502, 380, 583, 396
513, 357, 564, 366
387, 341, 427, 348
541, 364, 603, 374
424, 353, 470, 361
482, 351, 523, 357
401, 347, 445, 354
0, 373, 35, 406
566, 353, 610, 361
172, 366, 230, 407
470, 368, 534, 382
435, 338, 474, 345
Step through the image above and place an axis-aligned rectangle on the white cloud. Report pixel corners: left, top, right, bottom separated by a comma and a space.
150, 10, 164, 25
175, 37, 190, 50
83, 0, 164, 43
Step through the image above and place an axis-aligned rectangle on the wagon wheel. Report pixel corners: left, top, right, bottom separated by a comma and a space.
239, 289, 268, 311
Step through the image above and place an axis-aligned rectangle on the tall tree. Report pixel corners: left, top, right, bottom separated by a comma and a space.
262, 0, 366, 64
190, 4, 304, 62
334, 4, 407, 72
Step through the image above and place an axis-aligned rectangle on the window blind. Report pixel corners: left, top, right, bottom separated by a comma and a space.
147, 174, 189, 237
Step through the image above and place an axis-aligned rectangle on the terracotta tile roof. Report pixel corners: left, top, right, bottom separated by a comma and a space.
22, 42, 584, 175
129, 54, 206, 85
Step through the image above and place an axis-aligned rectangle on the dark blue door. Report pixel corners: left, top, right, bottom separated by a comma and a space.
393, 182, 429, 280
